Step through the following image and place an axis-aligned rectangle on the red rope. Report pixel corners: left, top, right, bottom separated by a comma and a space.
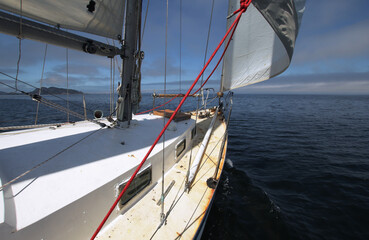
91, 6, 247, 240
240, 0, 252, 12
231, 0, 252, 16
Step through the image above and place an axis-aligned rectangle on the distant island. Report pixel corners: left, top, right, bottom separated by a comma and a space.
0, 87, 83, 95
29, 87, 83, 95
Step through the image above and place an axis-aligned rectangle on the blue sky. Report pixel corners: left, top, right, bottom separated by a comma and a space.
245, 0, 369, 95
0, 0, 368, 95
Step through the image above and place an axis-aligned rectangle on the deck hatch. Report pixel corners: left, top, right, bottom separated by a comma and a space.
118, 165, 152, 208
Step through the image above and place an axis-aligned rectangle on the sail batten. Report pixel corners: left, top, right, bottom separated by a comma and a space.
0, 0, 125, 39
221, 0, 305, 92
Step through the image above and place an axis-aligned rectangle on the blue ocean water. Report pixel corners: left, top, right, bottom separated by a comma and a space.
0, 93, 201, 127
202, 94, 369, 240
1, 93, 369, 239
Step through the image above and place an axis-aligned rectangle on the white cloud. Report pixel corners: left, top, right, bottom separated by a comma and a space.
236, 72, 369, 95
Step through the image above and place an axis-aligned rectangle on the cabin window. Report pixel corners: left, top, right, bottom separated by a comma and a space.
176, 138, 186, 159
118, 166, 152, 208
191, 126, 196, 140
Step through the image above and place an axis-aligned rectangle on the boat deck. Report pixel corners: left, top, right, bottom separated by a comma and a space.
0, 110, 227, 239
96, 114, 227, 239
0, 113, 193, 236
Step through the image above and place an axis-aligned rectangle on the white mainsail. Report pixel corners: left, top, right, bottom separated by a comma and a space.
221, 0, 306, 91
0, 0, 125, 39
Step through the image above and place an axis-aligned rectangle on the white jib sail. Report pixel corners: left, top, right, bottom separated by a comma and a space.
0, 0, 125, 39
221, 2, 290, 91
221, 0, 306, 92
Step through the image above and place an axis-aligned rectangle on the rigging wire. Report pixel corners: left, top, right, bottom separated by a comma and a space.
160, 0, 169, 224
110, 57, 113, 114
35, 44, 48, 124
105, 38, 120, 118
113, 58, 115, 113
104, 39, 117, 116
66, 48, 70, 122
179, 0, 182, 94
0, 71, 97, 114
15, 40, 22, 92
0, 81, 105, 128
15, 0, 23, 91
200, 0, 215, 105
141, 0, 151, 43
106, 38, 122, 75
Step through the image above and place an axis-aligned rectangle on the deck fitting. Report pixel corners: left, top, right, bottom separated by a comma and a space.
206, 177, 218, 189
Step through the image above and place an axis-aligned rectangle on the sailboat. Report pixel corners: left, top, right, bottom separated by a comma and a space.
0, 0, 305, 239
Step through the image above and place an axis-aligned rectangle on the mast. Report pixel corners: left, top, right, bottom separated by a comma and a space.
116, 0, 142, 125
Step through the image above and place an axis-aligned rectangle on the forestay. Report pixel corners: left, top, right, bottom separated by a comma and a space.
221, 0, 306, 91
0, 0, 125, 39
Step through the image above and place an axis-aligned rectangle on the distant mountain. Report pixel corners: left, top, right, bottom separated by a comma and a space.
29, 87, 83, 95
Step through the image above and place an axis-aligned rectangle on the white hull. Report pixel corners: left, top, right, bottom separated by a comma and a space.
0, 110, 227, 239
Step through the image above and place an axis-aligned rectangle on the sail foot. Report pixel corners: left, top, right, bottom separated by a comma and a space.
0, 11, 123, 57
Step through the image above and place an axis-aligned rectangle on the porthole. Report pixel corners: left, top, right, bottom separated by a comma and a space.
175, 138, 186, 159
118, 165, 152, 208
